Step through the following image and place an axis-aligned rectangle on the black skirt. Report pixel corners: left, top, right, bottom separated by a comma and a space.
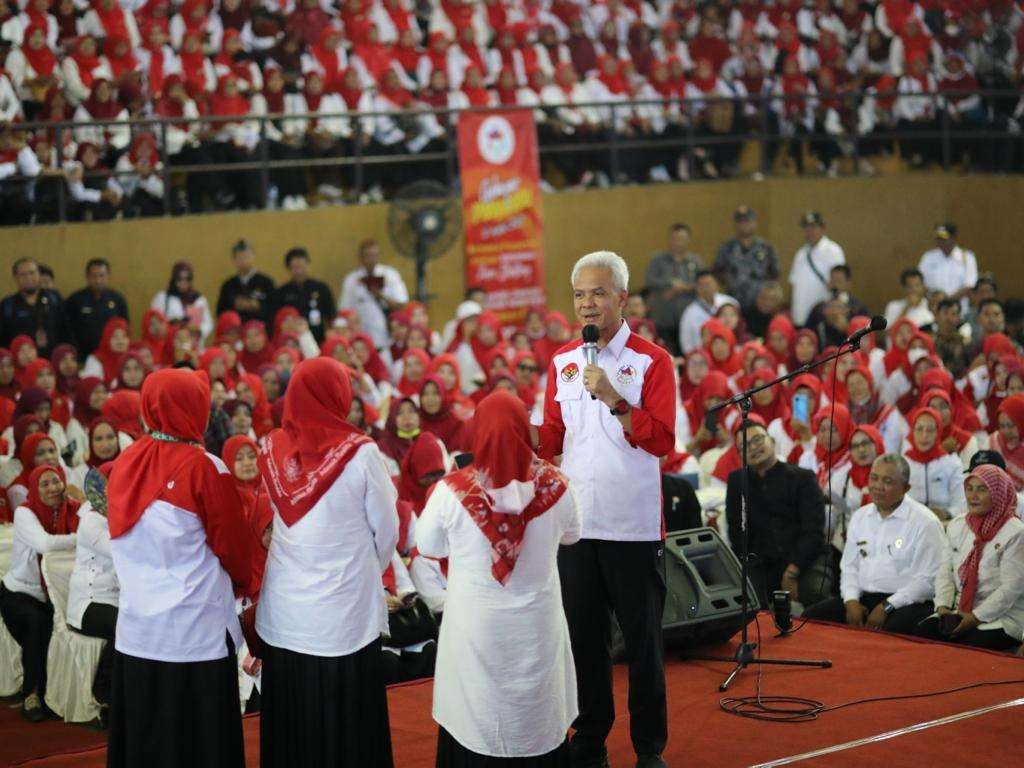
435, 727, 570, 768
259, 636, 393, 768
107, 639, 245, 768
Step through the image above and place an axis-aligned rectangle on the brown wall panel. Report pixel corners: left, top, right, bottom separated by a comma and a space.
2, 174, 1020, 337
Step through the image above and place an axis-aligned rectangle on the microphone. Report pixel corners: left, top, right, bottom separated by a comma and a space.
844, 315, 887, 347
582, 324, 599, 400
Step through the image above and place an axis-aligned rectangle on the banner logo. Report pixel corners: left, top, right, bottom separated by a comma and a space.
477, 116, 516, 165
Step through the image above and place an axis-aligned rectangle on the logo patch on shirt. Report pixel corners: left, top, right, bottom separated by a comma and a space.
560, 362, 579, 382
616, 364, 637, 384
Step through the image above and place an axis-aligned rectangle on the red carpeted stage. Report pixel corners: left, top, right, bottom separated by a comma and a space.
4, 616, 1023, 768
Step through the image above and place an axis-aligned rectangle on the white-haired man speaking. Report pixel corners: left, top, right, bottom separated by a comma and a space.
535, 251, 675, 768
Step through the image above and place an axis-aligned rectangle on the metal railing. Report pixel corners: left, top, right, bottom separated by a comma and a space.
4, 87, 1019, 224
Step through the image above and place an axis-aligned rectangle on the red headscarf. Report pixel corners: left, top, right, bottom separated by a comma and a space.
238, 372, 273, 437
11, 433, 57, 492
812, 403, 854, 482
883, 318, 918, 375
684, 370, 733, 451
11, 336, 39, 389
747, 367, 789, 424
94, 318, 131, 384
905, 407, 947, 463
22, 24, 58, 77
703, 318, 741, 376
846, 425, 885, 502
678, 349, 712, 402
101, 389, 143, 439
239, 321, 273, 372
919, 388, 971, 453
443, 390, 567, 585
258, 358, 372, 527
70, 36, 103, 91
397, 431, 447, 512
920, 367, 982, 434
958, 465, 1018, 612
397, 348, 432, 397
469, 311, 505, 370
350, 333, 391, 383
209, 76, 250, 117
223, 434, 259, 491
461, 65, 491, 106
992, 394, 1024, 491
85, 418, 121, 468
107, 369, 208, 537
24, 464, 79, 534
140, 309, 168, 365
72, 376, 104, 429
104, 33, 138, 78
418, 376, 464, 452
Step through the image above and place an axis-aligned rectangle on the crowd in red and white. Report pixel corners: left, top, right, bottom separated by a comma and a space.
1, 0, 1022, 223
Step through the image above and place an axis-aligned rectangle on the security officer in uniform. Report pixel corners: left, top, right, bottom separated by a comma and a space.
63, 258, 130, 359
1, 258, 69, 356
269, 247, 335, 344
713, 206, 779, 321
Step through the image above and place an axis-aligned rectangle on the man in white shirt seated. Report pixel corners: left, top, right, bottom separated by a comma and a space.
338, 238, 409, 350
804, 453, 945, 635
918, 222, 978, 315
883, 268, 936, 331
788, 210, 846, 327
677, 270, 739, 354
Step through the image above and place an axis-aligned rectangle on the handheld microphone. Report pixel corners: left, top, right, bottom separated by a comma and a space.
844, 315, 887, 347
582, 324, 599, 400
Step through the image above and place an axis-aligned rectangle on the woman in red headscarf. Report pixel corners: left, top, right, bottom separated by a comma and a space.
105, 368, 256, 766
22, 359, 71, 428
915, 464, 1024, 651
678, 349, 711, 403
396, 348, 431, 398
920, 388, 977, 467
83, 318, 132, 385
0, 346, 19, 402
396, 430, 447, 522
418, 376, 466, 454
682, 370, 737, 456
221, 434, 272, 589
702, 318, 741, 377
0, 465, 79, 721
745, 367, 790, 428
765, 314, 796, 373
427, 354, 474, 419
255, 358, 397, 767
532, 312, 572, 373
789, 403, 854, 488
904, 407, 967, 521
6, 431, 62, 521
991, 394, 1024, 491
831, 424, 885, 514
11, 335, 40, 389
416, 390, 579, 765
842, 365, 908, 453
101, 389, 143, 443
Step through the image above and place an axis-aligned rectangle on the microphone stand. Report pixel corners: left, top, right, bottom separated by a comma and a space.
687, 338, 866, 691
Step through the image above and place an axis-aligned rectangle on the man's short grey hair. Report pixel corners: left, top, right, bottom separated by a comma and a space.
873, 453, 911, 486
571, 251, 629, 293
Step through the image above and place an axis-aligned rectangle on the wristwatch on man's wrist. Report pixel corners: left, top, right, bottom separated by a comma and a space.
609, 398, 629, 416
882, 600, 896, 616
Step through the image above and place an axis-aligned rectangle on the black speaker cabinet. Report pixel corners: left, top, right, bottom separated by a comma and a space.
662, 527, 759, 648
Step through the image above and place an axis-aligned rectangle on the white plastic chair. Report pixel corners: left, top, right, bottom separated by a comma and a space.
0, 524, 23, 697
41, 550, 104, 722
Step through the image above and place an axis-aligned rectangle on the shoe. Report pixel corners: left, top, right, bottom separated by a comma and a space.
636, 755, 668, 768
569, 738, 610, 768
22, 692, 45, 723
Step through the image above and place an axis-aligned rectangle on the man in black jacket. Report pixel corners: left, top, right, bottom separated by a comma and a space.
215, 239, 276, 324
269, 247, 334, 343
1, 258, 69, 356
725, 421, 827, 607
63, 258, 130, 359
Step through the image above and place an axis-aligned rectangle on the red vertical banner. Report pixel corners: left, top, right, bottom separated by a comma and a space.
457, 109, 546, 327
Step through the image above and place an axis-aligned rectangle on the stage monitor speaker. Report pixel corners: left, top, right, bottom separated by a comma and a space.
662, 527, 759, 649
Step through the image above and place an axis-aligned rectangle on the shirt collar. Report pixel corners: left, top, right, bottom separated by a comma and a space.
602, 319, 630, 360
874, 497, 911, 521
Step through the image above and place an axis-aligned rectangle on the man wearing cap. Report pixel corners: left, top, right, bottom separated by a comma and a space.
643, 224, 704, 356
918, 223, 978, 314
713, 205, 779, 321
803, 453, 945, 635
788, 211, 846, 327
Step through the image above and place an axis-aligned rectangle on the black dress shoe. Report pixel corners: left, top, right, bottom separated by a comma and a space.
636, 755, 668, 768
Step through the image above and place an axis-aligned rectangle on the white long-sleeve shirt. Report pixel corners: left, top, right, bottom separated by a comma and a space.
935, 515, 1024, 640
338, 265, 409, 350
918, 246, 978, 313
149, 291, 213, 345
2, 506, 77, 602
416, 473, 581, 758
907, 454, 968, 517
256, 443, 399, 657
788, 235, 846, 326
840, 496, 945, 608
67, 503, 118, 630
